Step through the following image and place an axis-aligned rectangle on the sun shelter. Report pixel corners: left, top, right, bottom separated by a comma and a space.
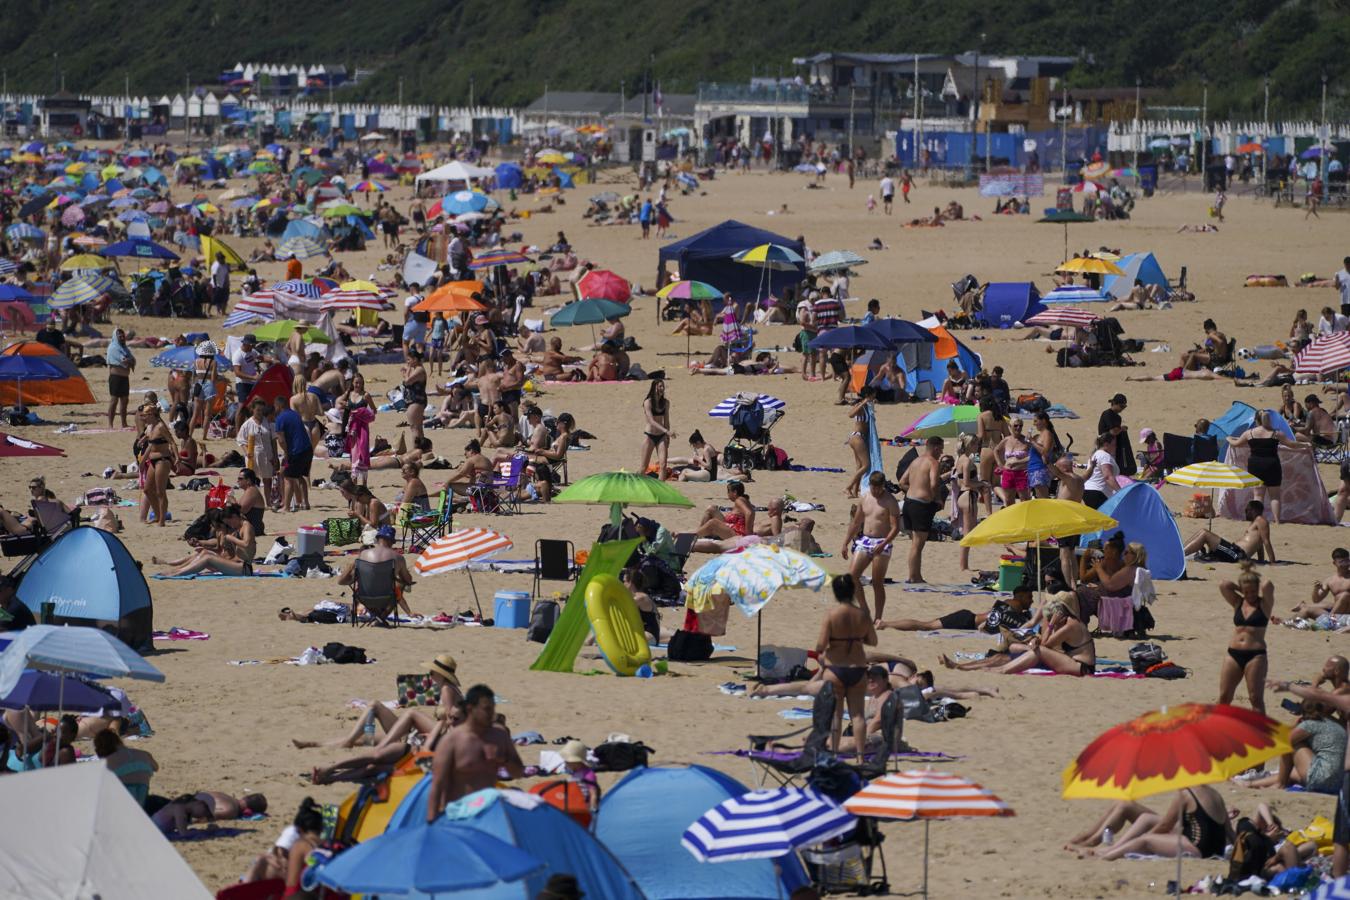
1078, 482, 1186, 580
596, 765, 811, 899
385, 786, 645, 899
1203, 403, 1333, 524
0, 341, 95, 406
1205, 402, 1293, 443
494, 162, 524, 189
904, 325, 982, 398
15, 527, 154, 650
0, 432, 64, 457
658, 220, 805, 306
243, 363, 296, 410
976, 282, 1046, 328
1101, 252, 1170, 300
0, 763, 212, 899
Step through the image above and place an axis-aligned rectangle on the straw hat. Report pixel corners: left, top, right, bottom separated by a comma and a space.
559, 739, 589, 765
425, 653, 460, 687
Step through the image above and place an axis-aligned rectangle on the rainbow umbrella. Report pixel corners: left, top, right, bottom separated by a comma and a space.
731, 243, 804, 271
468, 249, 531, 270
352, 180, 386, 192
901, 404, 980, 438
656, 280, 721, 301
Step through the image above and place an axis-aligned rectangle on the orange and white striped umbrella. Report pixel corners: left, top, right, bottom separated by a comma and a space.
415, 528, 513, 576
843, 770, 1014, 820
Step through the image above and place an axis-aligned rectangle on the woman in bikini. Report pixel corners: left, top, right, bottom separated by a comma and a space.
1069, 784, 1230, 860
1029, 412, 1064, 499
482, 400, 518, 449
189, 342, 219, 444
233, 468, 267, 536
1218, 561, 1273, 714
994, 418, 1032, 506
401, 347, 429, 445
975, 396, 1009, 515
348, 484, 391, 529
674, 430, 719, 482
938, 361, 967, 404
139, 404, 176, 527
172, 420, 200, 476
844, 387, 874, 498
953, 434, 981, 571
293, 655, 463, 751
672, 298, 714, 336
638, 377, 673, 479
154, 505, 257, 576
400, 461, 432, 513
993, 594, 1096, 676
815, 574, 877, 761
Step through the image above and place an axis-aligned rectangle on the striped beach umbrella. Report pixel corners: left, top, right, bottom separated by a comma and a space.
1042, 284, 1109, 303
271, 279, 327, 298
414, 528, 514, 620
708, 394, 785, 418
1304, 874, 1350, 900
50, 273, 119, 309
808, 249, 867, 273
1294, 332, 1350, 375
223, 294, 279, 328
323, 289, 385, 311
0, 260, 18, 276
277, 235, 326, 259
1024, 307, 1100, 329
845, 770, 1013, 898
1164, 461, 1261, 489
468, 249, 531, 270
682, 788, 855, 863
5, 223, 43, 243
731, 243, 804, 271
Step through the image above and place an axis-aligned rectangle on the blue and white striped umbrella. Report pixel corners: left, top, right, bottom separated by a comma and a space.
50, 273, 120, 309
151, 345, 231, 371
1304, 875, 1350, 900
5, 223, 44, 242
708, 394, 785, 418
0, 259, 17, 276
116, 209, 150, 224
270, 279, 324, 298
278, 235, 326, 259
222, 308, 273, 328
682, 788, 855, 862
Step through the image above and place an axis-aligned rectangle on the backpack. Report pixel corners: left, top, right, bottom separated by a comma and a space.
1228, 818, 1275, 880
592, 740, 653, 771
322, 642, 368, 665
667, 629, 713, 662
527, 600, 559, 644
1016, 392, 1050, 413
1128, 642, 1166, 674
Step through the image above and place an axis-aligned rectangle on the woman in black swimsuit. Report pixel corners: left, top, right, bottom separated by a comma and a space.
1082, 784, 1230, 860
1218, 561, 1273, 714
401, 348, 428, 445
815, 574, 877, 761
993, 593, 1096, 676
637, 376, 672, 479
1229, 411, 1308, 524
139, 404, 176, 527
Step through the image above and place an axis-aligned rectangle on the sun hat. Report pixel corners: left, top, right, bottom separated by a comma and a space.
559, 739, 589, 765
1138, 427, 1155, 443
195, 339, 218, 357
426, 653, 460, 686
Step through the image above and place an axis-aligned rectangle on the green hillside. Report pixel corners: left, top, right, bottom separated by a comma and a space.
0, 0, 1346, 118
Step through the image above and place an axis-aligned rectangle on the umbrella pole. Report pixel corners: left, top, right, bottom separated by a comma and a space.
466, 570, 484, 621
1175, 822, 1183, 898
922, 819, 930, 900
756, 613, 763, 681
609, 502, 624, 530
1208, 488, 1215, 531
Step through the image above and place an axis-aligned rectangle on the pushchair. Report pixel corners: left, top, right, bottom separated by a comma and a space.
722, 393, 785, 473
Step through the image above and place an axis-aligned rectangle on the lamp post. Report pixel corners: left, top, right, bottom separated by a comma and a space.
1133, 77, 1141, 171
911, 55, 920, 168
1199, 77, 1208, 179
971, 34, 984, 178
1262, 75, 1269, 185
1320, 71, 1329, 201
1060, 84, 1068, 175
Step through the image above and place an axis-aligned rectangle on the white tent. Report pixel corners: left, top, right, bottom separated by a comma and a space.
415, 160, 497, 185
0, 763, 212, 900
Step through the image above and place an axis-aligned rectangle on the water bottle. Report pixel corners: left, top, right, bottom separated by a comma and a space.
1102, 828, 1113, 846
363, 717, 376, 746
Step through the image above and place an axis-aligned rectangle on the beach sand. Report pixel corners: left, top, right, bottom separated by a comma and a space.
9, 162, 1348, 896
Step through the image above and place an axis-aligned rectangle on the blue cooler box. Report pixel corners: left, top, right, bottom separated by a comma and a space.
493, 591, 531, 628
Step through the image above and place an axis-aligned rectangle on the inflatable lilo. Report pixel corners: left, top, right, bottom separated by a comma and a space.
585, 573, 652, 676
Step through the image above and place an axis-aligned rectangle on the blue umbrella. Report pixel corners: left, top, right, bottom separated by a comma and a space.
809, 325, 895, 352
108, 196, 139, 209
0, 670, 118, 713
5, 223, 44, 243
0, 285, 37, 302
0, 355, 68, 408
682, 787, 856, 862
312, 819, 544, 895
151, 346, 230, 370
0, 625, 164, 697
100, 238, 179, 260
1300, 146, 1333, 160
270, 279, 325, 298
708, 394, 785, 418
443, 189, 490, 215
864, 318, 938, 345
0, 260, 18, 276
116, 210, 149, 224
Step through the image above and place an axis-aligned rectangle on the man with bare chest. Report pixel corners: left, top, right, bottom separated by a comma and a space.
899, 437, 943, 584
426, 684, 524, 821
842, 472, 902, 622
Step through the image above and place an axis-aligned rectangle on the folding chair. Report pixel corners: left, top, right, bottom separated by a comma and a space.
802, 758, 890, 896
745, 682, 837, 788
351, 558, 400, 627
532, 538, 577, 600
1, 500, 72, 558
669, 532, 698, 576
488, 454, 528, 515
400, 490, 450, 553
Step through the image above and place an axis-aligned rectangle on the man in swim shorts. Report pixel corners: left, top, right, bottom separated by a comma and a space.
899, 436, 944, 585
843, 471, 902, 623
880, 586, 1035, 633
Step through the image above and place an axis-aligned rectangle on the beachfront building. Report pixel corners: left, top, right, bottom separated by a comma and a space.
36, 91, 92, 137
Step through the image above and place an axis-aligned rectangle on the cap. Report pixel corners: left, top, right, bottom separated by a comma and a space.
241, 333, 256, 344
559, 739, 589, 765
375, 524, 396, 542
1109, 393, 1127, 406
426, 653, 460, 686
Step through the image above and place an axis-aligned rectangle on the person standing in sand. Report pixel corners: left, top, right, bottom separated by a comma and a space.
638, 376, 673, 479
843, 471, 902, 623
426, 684, 524, 822
844, 388, 875, 498
899, 437, 943, 584
1055, 455, 1087, 588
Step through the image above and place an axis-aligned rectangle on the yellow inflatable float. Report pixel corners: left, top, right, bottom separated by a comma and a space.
584, 573, 651, 676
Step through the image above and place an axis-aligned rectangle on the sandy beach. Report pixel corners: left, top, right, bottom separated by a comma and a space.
6, 160, 1348, 897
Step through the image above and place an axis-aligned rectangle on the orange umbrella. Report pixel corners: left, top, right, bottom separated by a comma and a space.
414, 281, 488, 314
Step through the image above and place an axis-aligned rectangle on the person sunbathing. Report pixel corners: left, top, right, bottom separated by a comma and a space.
940, 593, 1094, 676
294, 655, 464, 751
587, 342, 621, 381
535, 337, 584, 381
749, 654, 996, 702
673, 299, 715, 336
329, 436, 433, 472
310, 702, 460, 785
151, 791, 268, 836
1125, 366, 1224, 382
1180, 318, 1230, 370
153, 505, 257, 576
1287, 549, 1350, 620
879, 586, 1034, 633
1065, 784, 1230, 859
1183, 499, 1274, 563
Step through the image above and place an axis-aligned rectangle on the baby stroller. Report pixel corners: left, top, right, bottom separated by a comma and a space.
722, 393, 786, 473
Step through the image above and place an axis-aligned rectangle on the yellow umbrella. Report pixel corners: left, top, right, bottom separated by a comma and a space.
60, 254, 111, 271
960, 499, 1116, 599
535, 151, 567, 164
1056, 257, 1125, 276
64, 162, 87, 175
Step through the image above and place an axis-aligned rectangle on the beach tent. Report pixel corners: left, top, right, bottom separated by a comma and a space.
1206, 402, 1333, 524
495, 162, 524, 189
16, 527, 154, 650
1079, 482, 1186, 580
199, 233, 247, 271
1102, 252, 1170, 300
243, 363, 294, 410
0, 763, 212, 899
384, 786, 645, 899
415, 160, 496, 185
596, 765, 811, 899
1205, 401, 1293, 443
976, 282, 1046, 328
0, 340, 96, 406
336, 773, 426, 844
0, 432, 64, 457
657, 220, 805, 304
904, 325, 982, 397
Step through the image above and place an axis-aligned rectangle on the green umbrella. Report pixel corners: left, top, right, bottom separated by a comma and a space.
554, 471, 694, 528
1038, 210, 1095, 259
321, 203, 366, 218
551, 297, 631, 345
252, 319, 332, 344
902, 404, 980, 438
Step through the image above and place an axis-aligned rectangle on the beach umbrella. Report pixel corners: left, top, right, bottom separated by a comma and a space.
1056, 256, 1124, 276
708, 394, 784, 418
100, 238, 178, 260
70, 235, 107, 249
59, 254, 111, 271
319, 203, 364, 218
552, 297, 631, 344
685, 544, 827, 678
809, 325, 894, 352
253, 320, 331, 345
844, 770, 1014, 899
1063, 704, 1290, 897
657, 280, 722, 302
0, 355, 66, 410
322, 289, 384, 311
151, 346, 231, 371
682, 787, 856, 862
269, 279, 327, 298
414, 289, 489, 315
960, 499, 1117, 601
901, 404, 980, 438
468, 249, 532, 270
1165, 461, 1262, 528
313, 819, 544, 895
59, 205, 85, 227
443, 190, 490, 215
1072, 180, 1106, 194
277, 235, 326, 259
1109, 167, 1138, 178
1081, 161, 1110, 180
1293, 331, 1350, 375
808, 250, 867, 274
1305, 875, 1350, 900
0, 625, 164, 697
577, 269, 632, 303
733, 243, 805, 309
351, 180, 386, 193
864, 318, 939, 345
1300, 146, 1332, 160
5, 223, 43, 243
50, 272, 120, 310
555, 470, 693, 529
535, 151, 567, 165
1024, 308, 1100, 330
414, 528, 514, 619
0, 285, 36, 302
0, 670, 118, 713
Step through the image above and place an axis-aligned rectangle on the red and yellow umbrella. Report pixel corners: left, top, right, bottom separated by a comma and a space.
1062, 703, 1290, 801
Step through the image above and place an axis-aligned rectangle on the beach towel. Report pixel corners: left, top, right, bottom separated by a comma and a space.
152, 572, 286, 580
152, 628, 210, 641
865, 404, 884, 480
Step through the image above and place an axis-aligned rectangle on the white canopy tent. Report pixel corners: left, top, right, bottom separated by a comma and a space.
415, 160, 497, 185
0, 763, 213, 900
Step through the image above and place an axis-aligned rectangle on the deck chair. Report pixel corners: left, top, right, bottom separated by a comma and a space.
745, 682, 837, 788
857, 690, 905, 778
670, 532, 698, 575
400, 490, 449, 553
488, 454, 527, 515
532, 538, 576, 600
351, 558, 400, 627
1, 500, 72, 558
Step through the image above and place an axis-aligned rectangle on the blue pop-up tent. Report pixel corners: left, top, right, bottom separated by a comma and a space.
15, 527, 153, 650
976, 282, 1046, 328
1079, 482, 1186, 580
905, 328, 982, 397
1102, 252, 1170, 300
658, 220, 805, 304
596, 765, 810, 899
494, 162, 523, 189
385, 786, 644, 899
1206, 401, 1294, 443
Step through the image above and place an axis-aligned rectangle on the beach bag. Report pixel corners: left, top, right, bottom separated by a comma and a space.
325, 516, 363, 547
321, 642, 367, 665
767, 446, 790, 470
667, 629, 713, 662
205, 481, 231, 510
592, 740, 653, 771
1016, 393, 1049, 413
729, 395, 764, 435
1128, 642, 1166, 673
527, 600, 559, 643
396, 674, 438, 707
1229, 818, 1275, 880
